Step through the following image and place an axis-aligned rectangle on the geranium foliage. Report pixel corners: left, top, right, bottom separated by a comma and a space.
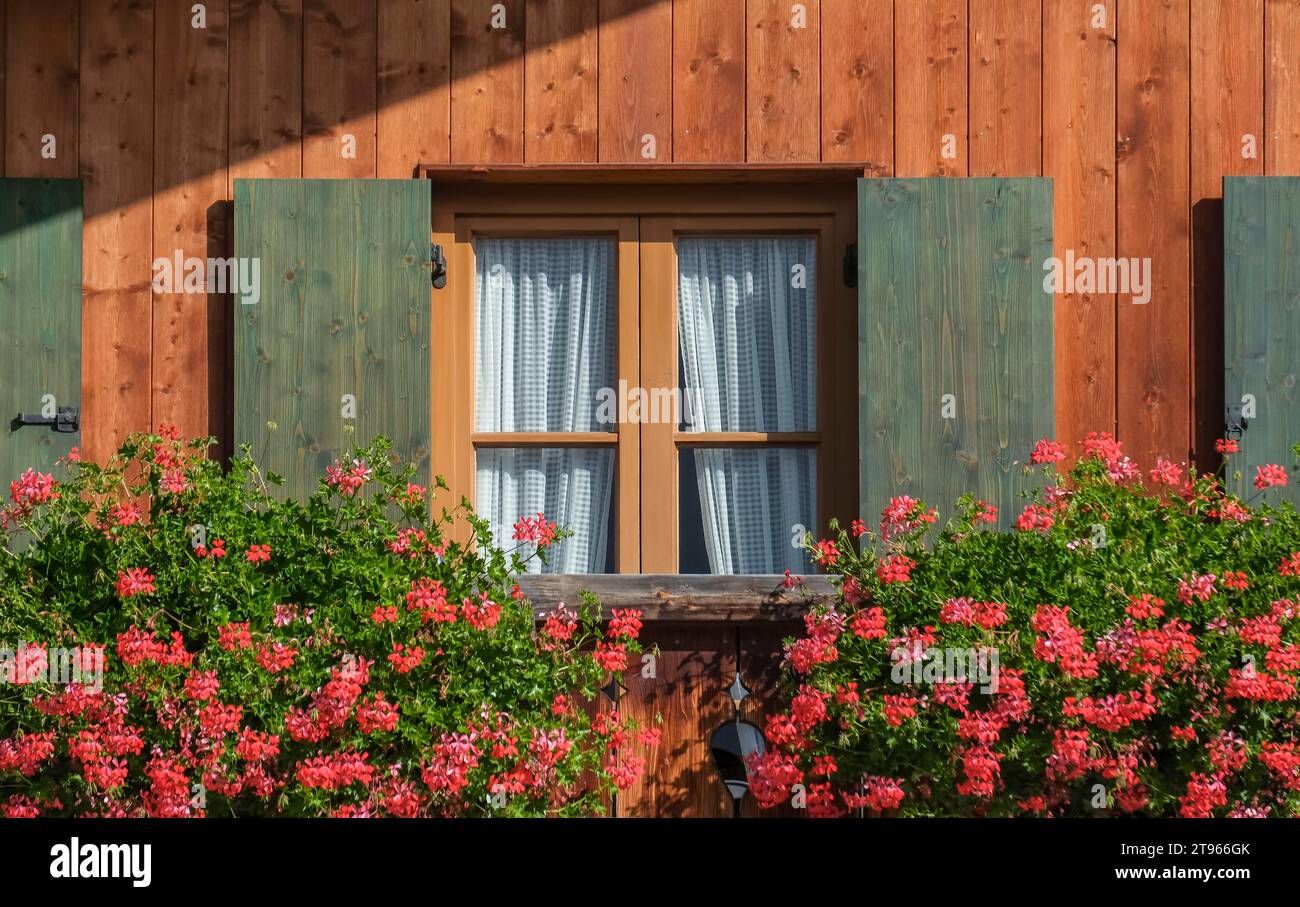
0, 428, 653, 817
757, 434, 1300, 818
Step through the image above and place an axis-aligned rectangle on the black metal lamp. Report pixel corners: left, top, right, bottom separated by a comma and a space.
709, 671, 767, 818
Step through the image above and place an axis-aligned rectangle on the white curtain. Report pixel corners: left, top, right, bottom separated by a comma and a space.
475, 237, 616, 573
677, 236, 817, 574
476, 448, 613, 573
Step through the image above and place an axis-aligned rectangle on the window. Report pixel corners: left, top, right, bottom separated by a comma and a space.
434, 180, 856, 575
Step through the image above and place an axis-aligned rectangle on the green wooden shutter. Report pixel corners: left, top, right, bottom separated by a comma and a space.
1224, 176, 1300, 505
0, 178, 83, 489
859, 178, 1055, 529
234, 179, 432, 500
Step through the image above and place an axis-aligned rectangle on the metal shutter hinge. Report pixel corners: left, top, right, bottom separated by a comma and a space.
431, 244, 447, 289
1226, 404, 1248, 440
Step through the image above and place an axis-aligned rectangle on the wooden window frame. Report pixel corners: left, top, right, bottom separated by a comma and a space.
431, 178, 858, 577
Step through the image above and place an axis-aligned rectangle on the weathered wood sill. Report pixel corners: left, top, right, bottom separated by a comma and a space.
516, 574, 837, 622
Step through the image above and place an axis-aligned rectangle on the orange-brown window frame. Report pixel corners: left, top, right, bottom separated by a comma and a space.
430, 180, 857, 576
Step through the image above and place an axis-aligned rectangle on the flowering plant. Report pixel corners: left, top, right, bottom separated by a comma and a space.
0, 429, 651, 817
756, 434, 1300, 817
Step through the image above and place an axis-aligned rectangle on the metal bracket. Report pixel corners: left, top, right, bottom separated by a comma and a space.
431, 243, 447, 289
843, 243, 857, 289
11, 405, 79, 433
1226, 404, 1248, 440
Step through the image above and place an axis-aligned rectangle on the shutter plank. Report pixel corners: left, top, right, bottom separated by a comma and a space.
860, 178, 1054, 529
234, 179, 432, 499
1223, 176, 1300, 505
0, 179, 82, 487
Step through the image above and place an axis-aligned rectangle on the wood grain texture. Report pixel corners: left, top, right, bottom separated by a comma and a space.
1191, 0, 1263, 468
1222, 177, 1300, 504
860, 179, 1055, 529
969, 0, 1041, 177
1116, 0, 1191, 463
80, 0, 153, 464
303, 0, 376, 177
738, 624, 801, 816
820, 0, 892, 172
597, 0, 671, 162
895, 0, 967, 177
746, 0, 820, 162
379, 0, 450, 176
614, 625, 736, 817
230, 0, 303, 183
1266, 0, 1300, 173
234, 179, 432, 499
673, 0, 746, 162
451, 0, 525, 162
516, 573, 835, 619
153, 0, 231, 450
1044, 0, 1117, 456
524, 0, 597, 163
0, 1, 5, 174
0, 179, 82, 485
5, 0, 77, 177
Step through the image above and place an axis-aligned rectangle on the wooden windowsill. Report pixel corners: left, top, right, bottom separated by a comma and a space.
516, 573, 837, 622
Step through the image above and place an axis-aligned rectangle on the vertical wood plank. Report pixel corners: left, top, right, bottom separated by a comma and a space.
597, 0, 671, 162
0, 0, 6, 175
673, 0, 746, 162
895, 0, 967, 177
5, 0, 78, 177
153, 0, 231, 449
378, 0, 451, 176
969, 0, 1042, 177
1223, 177, 1300, 505
303, 0, 377, 177
80, 0, 153, 464
738, 624, 801, 817
451, 0, 525, 162
230, 0, 304, 183
615, 625, 735, 817
524, 0, 597, 163
1116, 0, 1191, 463
746, 0, 820, 162
820, 0, 893, 173
1044, 0, 1117, 453
1266, 0, 1300, 173
1191, 0, 1263, 467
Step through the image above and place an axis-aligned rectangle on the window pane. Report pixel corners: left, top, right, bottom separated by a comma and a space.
475, 237, 617, 432
476, 447, 614, 573
677, 236, 817, 433
679, 448, 815, 574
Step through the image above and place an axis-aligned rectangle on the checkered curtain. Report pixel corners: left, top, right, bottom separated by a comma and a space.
474, 237, 616, 573
677, 236, 817, 574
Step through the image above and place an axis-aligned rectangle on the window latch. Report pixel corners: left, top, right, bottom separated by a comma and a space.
1225, 404, 1248, 440
431, 243, 447, 289
10, 406, 79, 433
843, 243, 857, 289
